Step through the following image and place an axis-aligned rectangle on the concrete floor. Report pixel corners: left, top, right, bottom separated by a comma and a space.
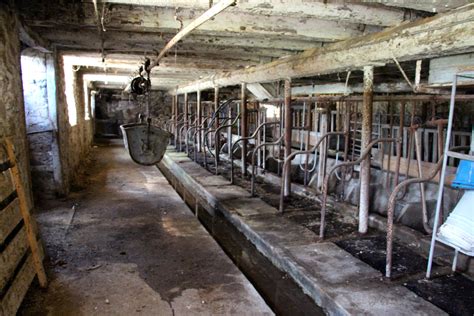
19, 141, 272, 315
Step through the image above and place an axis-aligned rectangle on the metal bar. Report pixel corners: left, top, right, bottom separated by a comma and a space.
214, 86, 220, 170
284, 79, 292, 196
251, 136, 284, 196
181, 92, 188, 151
231, 121, 280, 183
197, 90, 202, 152
394, 102, 405, 187
320, 137, 398, 239
241, 83, 248, 175
359, 66, 373, 234
279, 131, 346, 212
426, 74, 458, 279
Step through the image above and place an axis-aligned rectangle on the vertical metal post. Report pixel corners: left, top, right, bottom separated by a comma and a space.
241, 83, 248, 175
214, 86, 220, 165
227, 106, 233, 160
284, 79, 292, 196
174, 95, 179, 147
427, 74, 457, 278
197, 90, 202, 152
394, 102, 405, 187
359, 66, 373, 234
182, 92, 188, 151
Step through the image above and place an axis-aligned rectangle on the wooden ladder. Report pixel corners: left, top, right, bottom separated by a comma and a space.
4, 138, 47, 288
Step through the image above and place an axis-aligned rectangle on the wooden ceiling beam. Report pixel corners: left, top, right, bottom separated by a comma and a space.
21, 3, 382, 42
88, 0, 420, 26
172, 4, 474, 94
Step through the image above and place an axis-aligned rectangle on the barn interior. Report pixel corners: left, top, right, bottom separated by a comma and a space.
1, 0, 474, 315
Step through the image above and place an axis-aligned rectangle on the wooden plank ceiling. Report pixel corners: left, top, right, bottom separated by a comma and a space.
18, 0, 471, 91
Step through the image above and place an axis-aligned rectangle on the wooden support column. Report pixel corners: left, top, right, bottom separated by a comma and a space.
241, 83, 248, 175
359, 66, 373, 234
214, 86, 220, 163
197, 90, 202, 152
284, 79, 292, 196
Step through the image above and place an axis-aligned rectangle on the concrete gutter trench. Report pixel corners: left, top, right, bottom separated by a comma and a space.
158, 147, 448, 316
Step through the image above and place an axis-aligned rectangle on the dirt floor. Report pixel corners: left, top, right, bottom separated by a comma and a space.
18, 140, 272, 315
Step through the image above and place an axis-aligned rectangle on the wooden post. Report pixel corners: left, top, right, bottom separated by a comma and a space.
284, 79, 292, 196
241, 83, 248, 175
359, 66, 373, 234
5, 138, 48, 288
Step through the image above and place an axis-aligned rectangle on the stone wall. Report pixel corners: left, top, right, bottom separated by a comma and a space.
0, 4, 40, 315
21, 48, 63, 198
0, 4, 33, 208
55, 52, 94, 192
94, 89, 171, 137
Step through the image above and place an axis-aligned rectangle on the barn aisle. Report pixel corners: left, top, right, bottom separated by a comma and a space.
18, 140, 272, 315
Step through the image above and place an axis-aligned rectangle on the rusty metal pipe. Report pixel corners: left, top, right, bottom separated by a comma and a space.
231, 121, 280, 183
279, 131, 346, 213
320, 138, 398, 239
284, 79, 292, 196
251, 136, 284, 196
359, 66, 374, 234
385, 145, 470, 278
209, 114, 241, 174
393, 102, 405, 187
241, 83, 248, 175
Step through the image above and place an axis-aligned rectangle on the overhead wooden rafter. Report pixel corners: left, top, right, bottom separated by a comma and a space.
88, 0, 422, 26
172, 4, 474, 94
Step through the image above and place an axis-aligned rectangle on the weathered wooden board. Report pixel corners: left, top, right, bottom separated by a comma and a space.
0, 199, 22, 243
0, 245, 42, 316
0, 226, 28, 291
0, 171, 14, 203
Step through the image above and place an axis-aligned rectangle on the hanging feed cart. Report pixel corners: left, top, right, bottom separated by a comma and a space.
121, 118, 172, 165
121, 59, 172, 165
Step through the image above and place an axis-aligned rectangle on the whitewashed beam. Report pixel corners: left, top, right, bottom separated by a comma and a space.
173, 5, 474, 94
61, 51, 256, 70
247, 83, 274, 100
36, 27, 322, 52
40, 28, 293, 61
83, 74, 185, 89
91, 0, 418, 26
80, 66, 211, 81
362, 0, 471, 13
23, 4, 382, 42
291, 82, 413, 95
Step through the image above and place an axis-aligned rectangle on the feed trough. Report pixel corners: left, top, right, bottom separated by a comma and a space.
120, 121, 172, 165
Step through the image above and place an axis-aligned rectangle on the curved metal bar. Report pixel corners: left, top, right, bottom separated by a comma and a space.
319, 137, 399, 239
250, 135, 284, 196
231, 121, 280, 182
279, 131, 346, 213
206, 98, 238, 129
191, 117, 211, 161
185, 117, 199, 155
385, 145, 470, 278
211, 114, 242, 174
203, 117, 234, 157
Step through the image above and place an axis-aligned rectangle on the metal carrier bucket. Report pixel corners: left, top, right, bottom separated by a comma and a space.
120, 122, 172, 166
